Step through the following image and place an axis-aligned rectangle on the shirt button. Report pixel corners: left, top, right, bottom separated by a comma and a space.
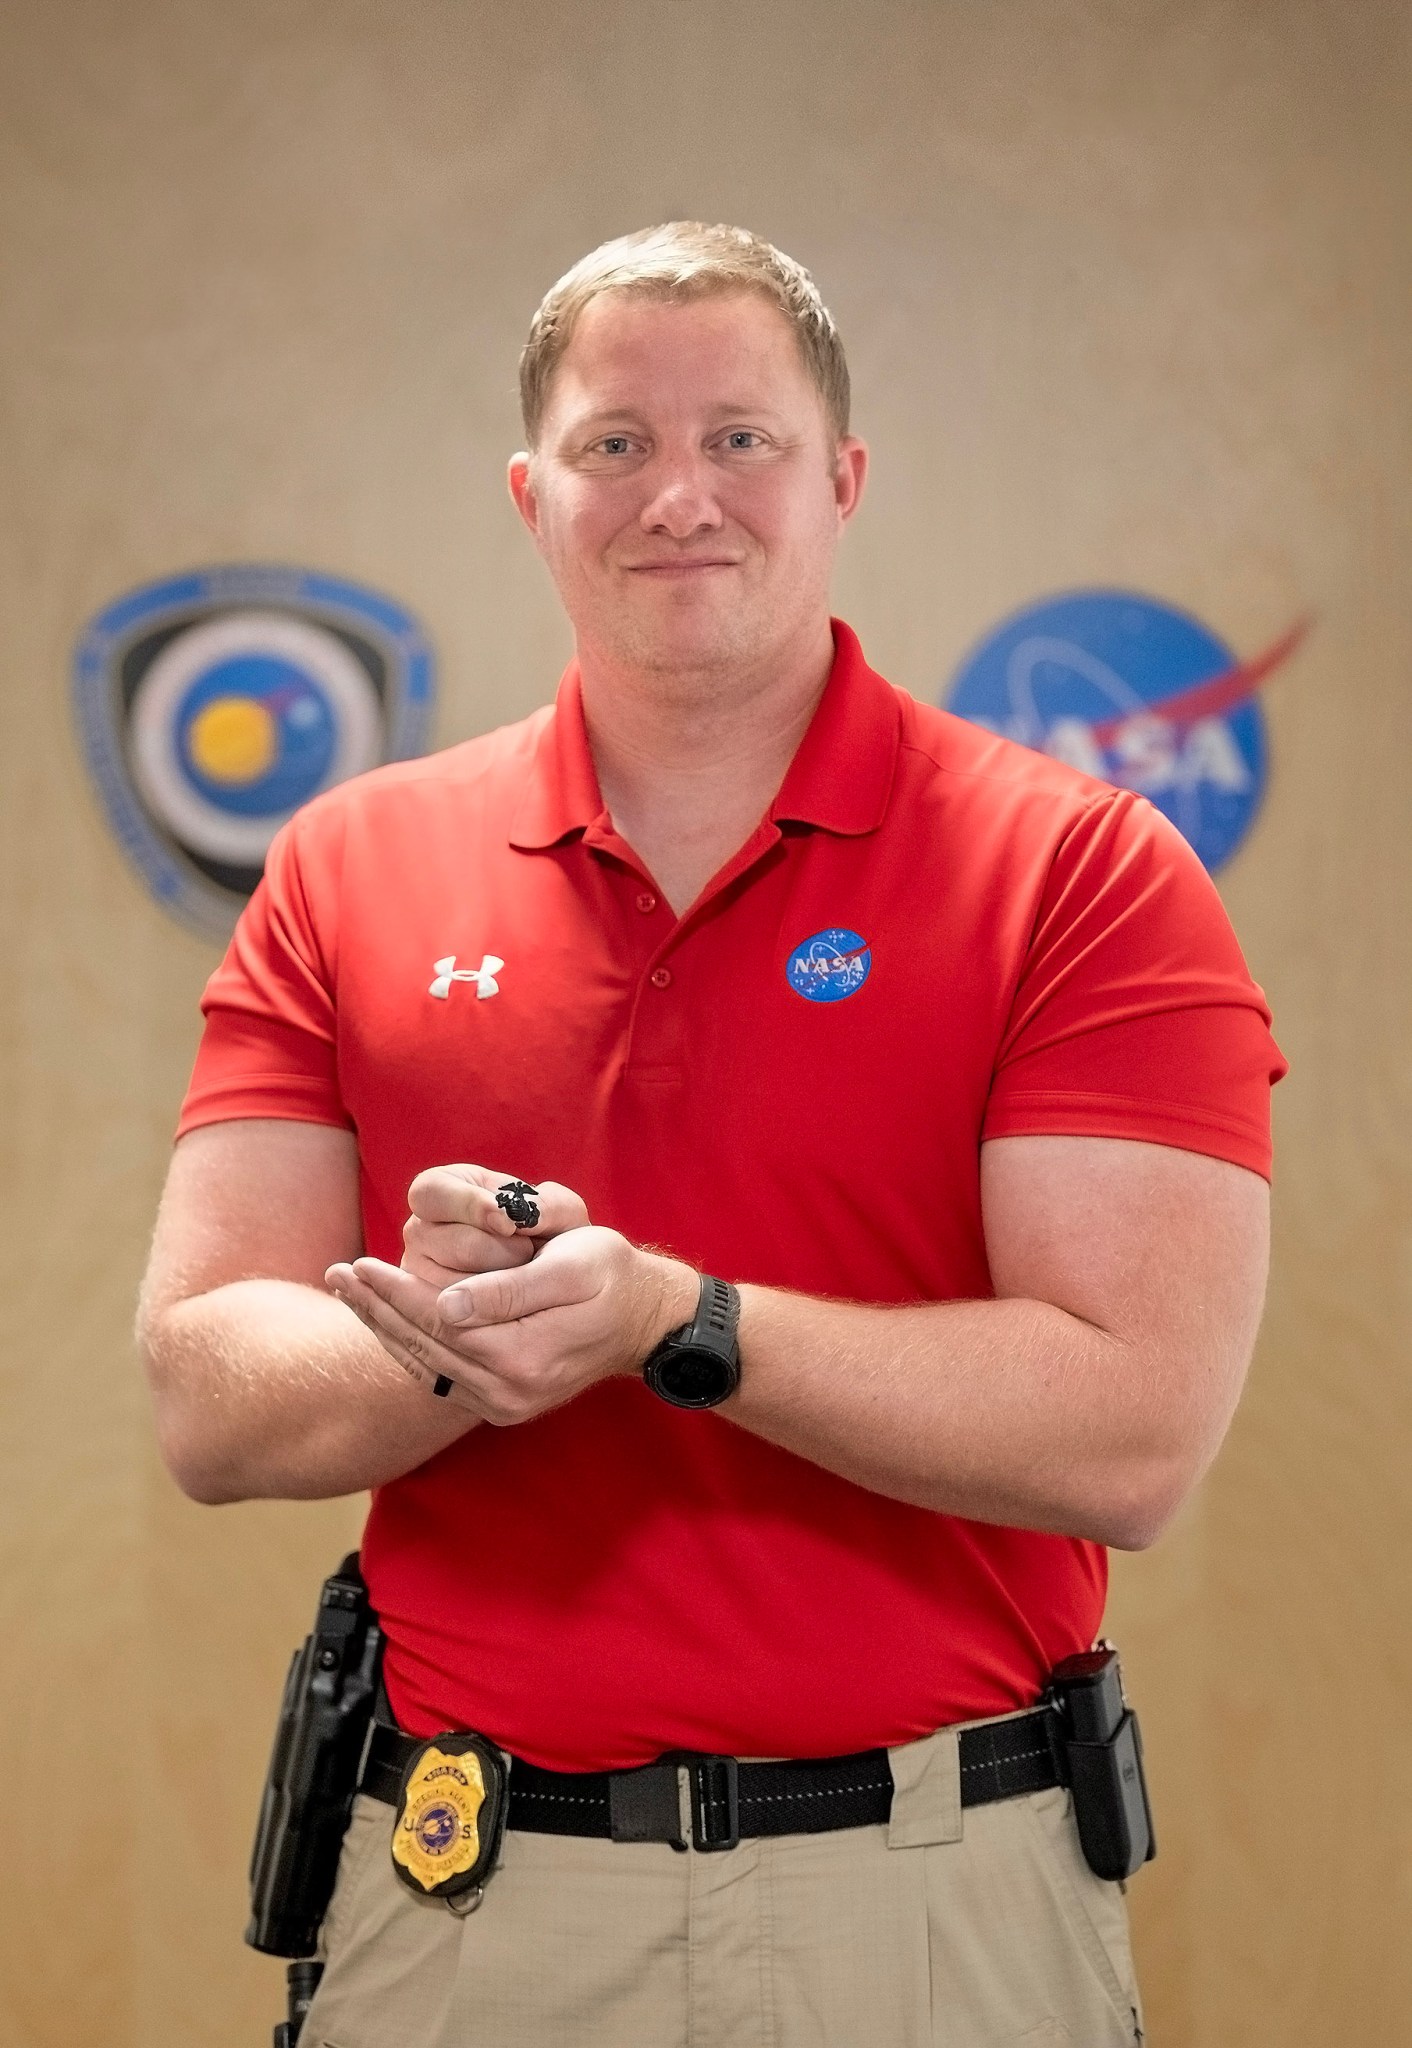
636, 892, 658, 914
649, 967, 673, 990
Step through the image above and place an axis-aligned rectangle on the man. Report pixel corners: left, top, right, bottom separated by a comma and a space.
139, 222, 1283, 2046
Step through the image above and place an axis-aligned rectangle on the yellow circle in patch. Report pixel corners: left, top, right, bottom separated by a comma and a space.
188, 696, 278, 784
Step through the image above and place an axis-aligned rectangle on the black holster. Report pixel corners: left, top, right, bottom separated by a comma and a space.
247, 1553, 383, 1959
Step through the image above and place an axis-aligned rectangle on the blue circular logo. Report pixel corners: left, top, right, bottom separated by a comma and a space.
945, 590, 1301, 873
786, 928, 873, 1003
414, 1802, 460, 1856
174, 654, 337, 816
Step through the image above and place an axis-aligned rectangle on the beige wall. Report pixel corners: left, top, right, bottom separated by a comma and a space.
2, 2, 1408, 2041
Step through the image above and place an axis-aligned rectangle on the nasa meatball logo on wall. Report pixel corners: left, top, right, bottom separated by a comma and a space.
944, 589, 1306, 872
74, 565, 434, 939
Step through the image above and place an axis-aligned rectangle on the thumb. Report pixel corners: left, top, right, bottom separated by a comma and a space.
437, 1230, 602, 1327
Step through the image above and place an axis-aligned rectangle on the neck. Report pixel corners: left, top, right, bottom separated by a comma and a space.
577, 617, 836, 913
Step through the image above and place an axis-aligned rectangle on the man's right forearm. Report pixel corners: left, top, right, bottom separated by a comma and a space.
143, 1278, 477, 1502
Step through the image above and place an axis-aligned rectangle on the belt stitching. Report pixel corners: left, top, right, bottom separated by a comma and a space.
513, 1788, 609, 1806
507, 1786, 887, 1806
738, 1783, 886, 1803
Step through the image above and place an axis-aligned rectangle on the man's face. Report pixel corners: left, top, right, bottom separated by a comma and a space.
509, 290, 866, 679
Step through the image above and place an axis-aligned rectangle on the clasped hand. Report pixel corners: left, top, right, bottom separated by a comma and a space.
326, 1164, 695, 1424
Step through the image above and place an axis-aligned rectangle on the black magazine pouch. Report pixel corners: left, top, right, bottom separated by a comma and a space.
1049, 1646, 1157, 1883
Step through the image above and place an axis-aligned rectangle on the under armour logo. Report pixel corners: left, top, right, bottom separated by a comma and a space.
429, 954, 503, 1000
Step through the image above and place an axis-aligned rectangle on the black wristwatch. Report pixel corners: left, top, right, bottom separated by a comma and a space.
642, 1274, 742, 1409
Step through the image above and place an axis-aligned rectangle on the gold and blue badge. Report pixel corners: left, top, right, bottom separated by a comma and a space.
72, 565, 434, 941
391, 1734, 508, 1908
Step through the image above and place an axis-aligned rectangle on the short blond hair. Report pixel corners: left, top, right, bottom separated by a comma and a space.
519, 222, 850, 447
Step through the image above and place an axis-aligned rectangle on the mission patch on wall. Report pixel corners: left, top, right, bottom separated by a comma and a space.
73, 565, 435, 940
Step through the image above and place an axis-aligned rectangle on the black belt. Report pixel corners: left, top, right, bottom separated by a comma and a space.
361, 1708, 1062, 1853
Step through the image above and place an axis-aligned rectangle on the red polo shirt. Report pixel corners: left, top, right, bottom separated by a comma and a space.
179, 622, 1284, 1770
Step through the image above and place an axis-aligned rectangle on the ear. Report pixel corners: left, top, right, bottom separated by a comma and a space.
507, 452, 541, 541
832, 437, 868, 526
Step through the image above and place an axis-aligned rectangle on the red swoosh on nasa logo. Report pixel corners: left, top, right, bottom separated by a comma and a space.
795, 937, 868, 978
801, 943, 869, 976
1091, 617, 1310, 746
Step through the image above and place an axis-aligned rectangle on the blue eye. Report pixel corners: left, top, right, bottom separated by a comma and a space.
600, 436, 631, 455
727, 431, 758, 450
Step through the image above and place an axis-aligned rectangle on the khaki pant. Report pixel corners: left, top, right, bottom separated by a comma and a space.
302, 1725, 1144, 2047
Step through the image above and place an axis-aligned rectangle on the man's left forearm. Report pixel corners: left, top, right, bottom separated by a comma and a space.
722, 1282, 1221, 1550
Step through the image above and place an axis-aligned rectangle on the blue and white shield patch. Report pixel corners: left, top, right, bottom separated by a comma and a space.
73, 564, 434, 939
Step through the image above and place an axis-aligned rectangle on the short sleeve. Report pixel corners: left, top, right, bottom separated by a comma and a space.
176, 806, 353, 1139
982, 791, 1286, 1179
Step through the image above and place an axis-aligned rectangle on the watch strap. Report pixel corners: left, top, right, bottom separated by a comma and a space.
642, 1273, 741, 1408
682, 1273, 740, 1358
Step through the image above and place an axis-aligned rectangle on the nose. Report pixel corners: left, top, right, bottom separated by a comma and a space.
638, 451, 724, 541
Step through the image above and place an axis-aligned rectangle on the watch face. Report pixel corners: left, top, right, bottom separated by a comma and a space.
651, 1346, 736, 1409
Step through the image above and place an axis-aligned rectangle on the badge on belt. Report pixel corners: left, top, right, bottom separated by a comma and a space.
390, 1733, 508, 1911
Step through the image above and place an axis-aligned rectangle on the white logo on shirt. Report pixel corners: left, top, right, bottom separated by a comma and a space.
429, 954, 503, 1000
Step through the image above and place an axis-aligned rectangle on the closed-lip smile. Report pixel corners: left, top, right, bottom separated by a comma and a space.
623, 558, 741, 575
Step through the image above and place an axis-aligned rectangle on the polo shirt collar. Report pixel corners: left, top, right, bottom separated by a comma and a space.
508, 618, 900, 852
508, 666, 604, 850
769, 620, 899, 836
